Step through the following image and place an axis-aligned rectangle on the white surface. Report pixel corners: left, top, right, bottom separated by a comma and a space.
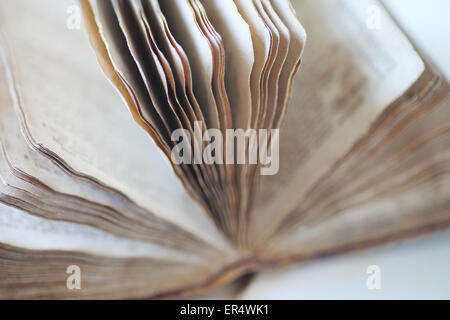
239, 0, 450, 300
383, 0, 450, 81
240, 231, 450, 299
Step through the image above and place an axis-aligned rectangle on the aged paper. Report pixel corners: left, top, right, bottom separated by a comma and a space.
253, 0, 425, 242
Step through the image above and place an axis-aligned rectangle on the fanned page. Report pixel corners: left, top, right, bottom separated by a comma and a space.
253, 1, 450, 258
253, 0, 427, 242
0, 0, 448, 300
0, 0, 230, 247
81, 0, 306, 246
0, 0, 237, 299
270, 77, 450, 261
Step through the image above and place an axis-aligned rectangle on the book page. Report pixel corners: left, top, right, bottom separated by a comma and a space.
0, 0, 229, 249
0, 202, 198, 261
252, 0, 425, 242
270, 85, 450, 256
0, 204, 236, 300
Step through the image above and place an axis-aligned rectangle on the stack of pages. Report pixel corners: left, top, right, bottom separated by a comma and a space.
0, 0, 449, 299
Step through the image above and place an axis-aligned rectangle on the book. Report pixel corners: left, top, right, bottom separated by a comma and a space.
0, 0, 448, 299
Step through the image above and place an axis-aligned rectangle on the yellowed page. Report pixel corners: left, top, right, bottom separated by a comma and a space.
0, 0, 228, 249
252, 0, 425, 243
271, 91, 450, 257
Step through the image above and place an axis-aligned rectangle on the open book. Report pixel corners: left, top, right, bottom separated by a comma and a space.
0, 0, 448, 299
